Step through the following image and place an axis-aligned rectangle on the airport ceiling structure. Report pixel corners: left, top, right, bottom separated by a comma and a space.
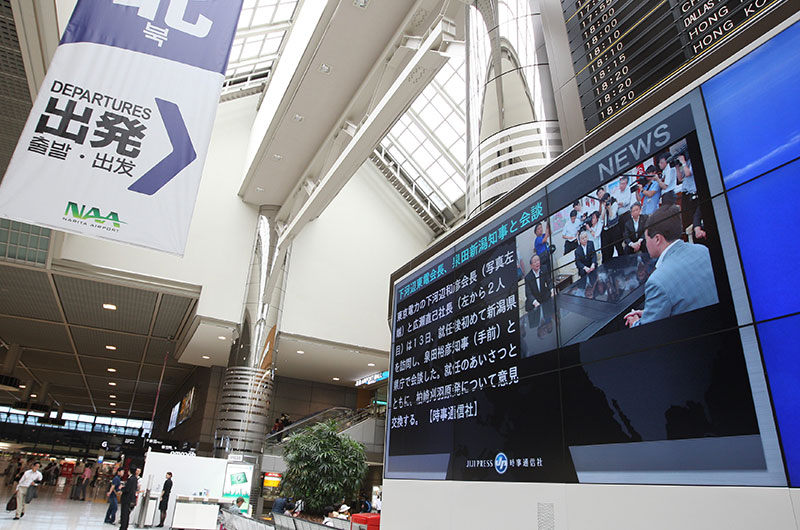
0, 0, 468, 415
0, 260, 198, 418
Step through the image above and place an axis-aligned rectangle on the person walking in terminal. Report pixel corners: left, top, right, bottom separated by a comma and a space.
624, 205, 718, 327
13, 461, 42, 520
623, 202, 648, 254
105, 467, 124, 525
574, 230, 597, 277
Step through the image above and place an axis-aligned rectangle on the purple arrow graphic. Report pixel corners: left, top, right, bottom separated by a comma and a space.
128, 98, 197, 196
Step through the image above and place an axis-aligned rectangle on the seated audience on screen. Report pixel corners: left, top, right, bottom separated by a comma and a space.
623, 202, 648, 254
623, 205, 718, 327
574, 230, 597, 277
525, 254, 553, 328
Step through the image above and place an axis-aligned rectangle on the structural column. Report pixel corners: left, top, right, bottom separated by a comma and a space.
465, 0, 564, 216
213, 212, 286, 516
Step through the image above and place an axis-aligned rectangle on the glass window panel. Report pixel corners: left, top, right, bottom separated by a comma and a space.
411, 145, 435, 169
262, 33, 285, 55
419, 104, 445, 127
274, 2, 295, 21
252, 5, 275, 24
398, 130, 422, 153
431, 193, 447, 211
62, 413, 79, 421
415, 177, 433, 196
426, 161, 450, 186
435, 122, 460, 149
241, 39, 264, 59
440, 179, 464, 202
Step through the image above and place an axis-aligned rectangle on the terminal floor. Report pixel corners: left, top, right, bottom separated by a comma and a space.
0, 481, 125, 530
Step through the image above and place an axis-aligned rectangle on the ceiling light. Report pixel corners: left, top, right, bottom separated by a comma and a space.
105, 345, 117, 351
332, 377, 340, 381
271, 154, 283, 161
202, 355, 210, 360
292, 114, 304, 122
319, 64, 331, 74
108, 382, 117, 386
109, 395, 116, 399
217, 336, 226, 340
255, 187, 265, 192
110, 402, 116, 406
103, 303, 117, 311
107, 368, 117, 373
368, 363, 375, 367
19, 385, 26, 389
110, 411, 116, 414
296, 350, 304, 354
30, 394, 37, 398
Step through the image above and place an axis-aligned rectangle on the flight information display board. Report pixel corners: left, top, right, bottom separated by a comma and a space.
562, 0, 787, 129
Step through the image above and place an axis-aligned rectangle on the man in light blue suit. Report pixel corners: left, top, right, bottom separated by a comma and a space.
624, 205, 718, 327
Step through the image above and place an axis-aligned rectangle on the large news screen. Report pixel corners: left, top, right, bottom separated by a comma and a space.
386, 83, 787, 486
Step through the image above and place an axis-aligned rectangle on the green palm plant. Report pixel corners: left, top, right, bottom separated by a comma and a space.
280, 419, 368, 515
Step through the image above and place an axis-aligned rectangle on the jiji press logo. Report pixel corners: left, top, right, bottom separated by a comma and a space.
63, 202, 126, 231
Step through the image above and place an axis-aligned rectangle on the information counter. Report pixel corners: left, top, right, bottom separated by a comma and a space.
171, 495, 223, 530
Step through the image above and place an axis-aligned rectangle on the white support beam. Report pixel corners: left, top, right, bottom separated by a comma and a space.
277, 20, 453, 249
256, 20, 456, 317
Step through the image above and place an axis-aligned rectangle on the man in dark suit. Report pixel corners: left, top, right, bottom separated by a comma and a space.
623, 202, 649, 254
119, 466, 140, 530
574, 230, 597, 277
524, 254, 552, 328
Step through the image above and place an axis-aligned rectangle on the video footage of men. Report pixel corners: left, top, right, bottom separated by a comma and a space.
516, 137, 719, 357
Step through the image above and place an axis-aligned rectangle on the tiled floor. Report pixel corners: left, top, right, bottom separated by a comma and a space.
0, 481, 119, 529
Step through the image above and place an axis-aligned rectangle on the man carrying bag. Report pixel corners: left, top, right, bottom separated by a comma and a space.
13, 461, 42, 520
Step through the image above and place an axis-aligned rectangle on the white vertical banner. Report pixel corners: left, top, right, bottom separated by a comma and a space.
0, 0, 244, 255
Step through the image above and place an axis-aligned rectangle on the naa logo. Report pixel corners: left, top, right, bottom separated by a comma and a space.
63, 202, 126, 231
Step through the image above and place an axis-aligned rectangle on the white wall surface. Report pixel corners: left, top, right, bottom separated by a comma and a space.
280, 161, 432, 351
382, 479, 800, 530
56, 95, 260, 325
139, 452, 229, 526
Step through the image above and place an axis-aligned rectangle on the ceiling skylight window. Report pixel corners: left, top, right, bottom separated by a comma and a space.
223, 0, 300, 98
379, 57, 467, 215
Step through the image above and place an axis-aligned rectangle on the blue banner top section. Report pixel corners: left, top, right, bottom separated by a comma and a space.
61, 0, 243, 75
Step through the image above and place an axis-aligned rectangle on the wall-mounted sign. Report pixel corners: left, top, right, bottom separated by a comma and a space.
0, 0, 244, 255
222, 463, 253, 513
262, 472, 281, 489
356, 371, 389, 387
